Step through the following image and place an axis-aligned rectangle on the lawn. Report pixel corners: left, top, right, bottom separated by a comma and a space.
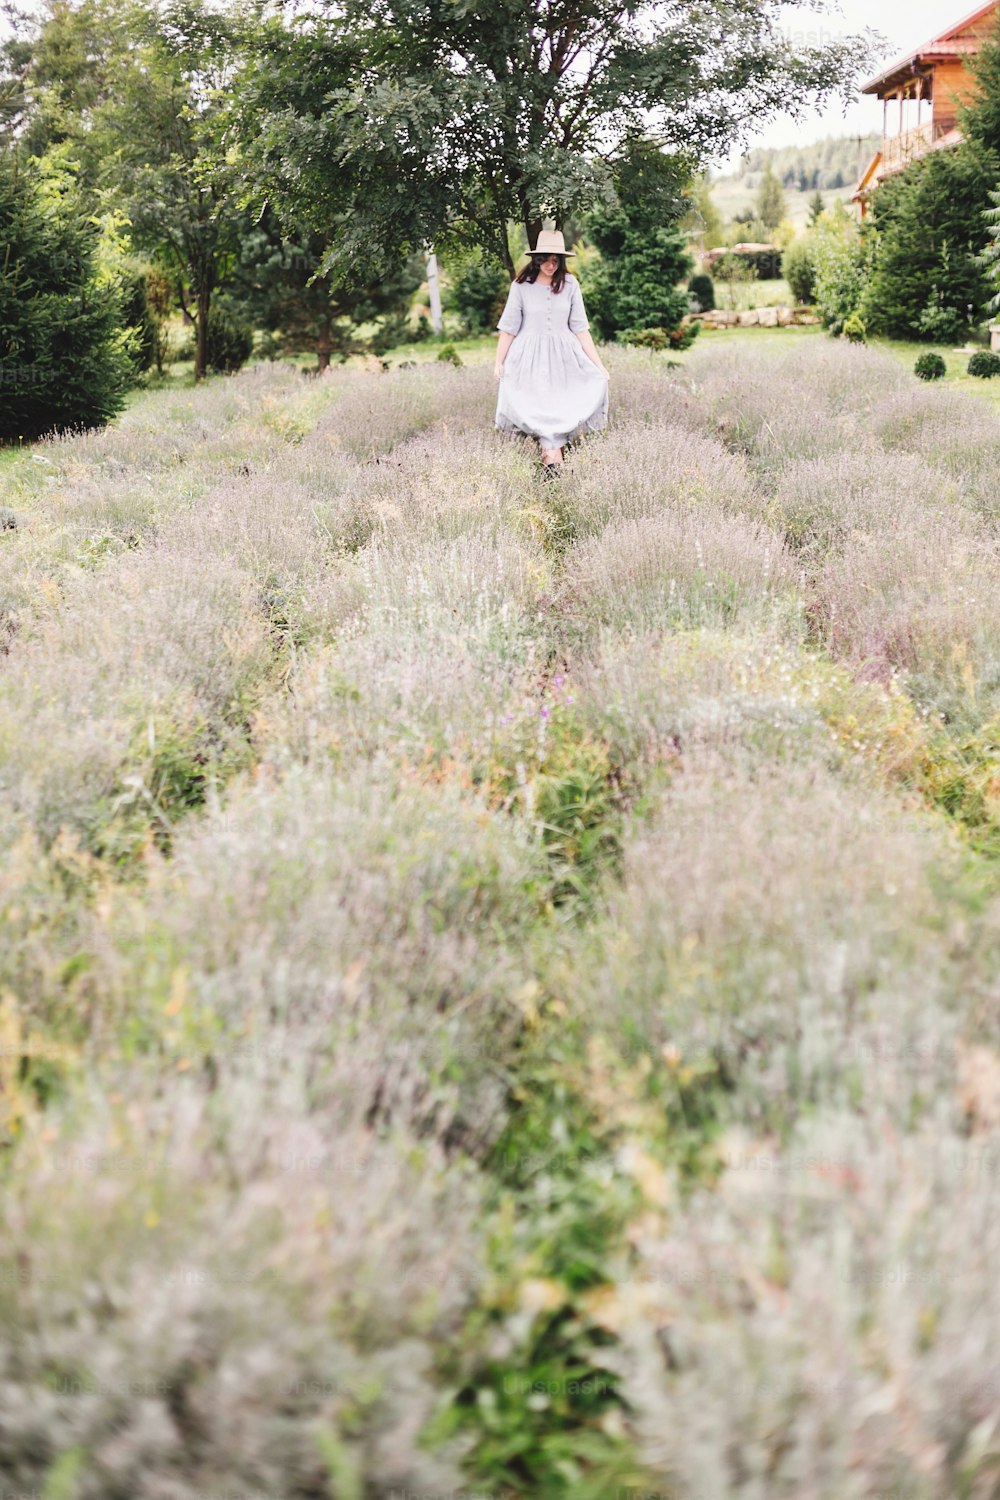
875, 333, 1000, 412
708, 274, 795, 310
1, 337, 1000, 1498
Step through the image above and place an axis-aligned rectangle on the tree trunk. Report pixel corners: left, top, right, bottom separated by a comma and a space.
316, 316, 332, 372
195, 282, 210, 383
425, 248, 444, 332
498, 218, 516, 280
525, 214, 543, 254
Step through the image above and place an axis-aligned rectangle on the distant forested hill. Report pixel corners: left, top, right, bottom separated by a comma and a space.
704, 133, 882, 231
718, 133, 882, 194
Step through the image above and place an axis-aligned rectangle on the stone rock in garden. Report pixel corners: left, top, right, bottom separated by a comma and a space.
793, 311, 822, 325
758, 307, 779, 327
738, 310, 760, 327
777, 307, 795, 326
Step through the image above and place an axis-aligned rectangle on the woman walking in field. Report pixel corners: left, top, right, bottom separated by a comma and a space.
494, 230, 609, 476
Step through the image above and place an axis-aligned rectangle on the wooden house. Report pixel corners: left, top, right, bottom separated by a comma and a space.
853, 0, 999, 218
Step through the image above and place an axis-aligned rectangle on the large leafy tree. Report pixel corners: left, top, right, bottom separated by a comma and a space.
233, 0, 877, 281
0, 0, 120, 174
92, 0, 247, 381
6, 0, 249, 380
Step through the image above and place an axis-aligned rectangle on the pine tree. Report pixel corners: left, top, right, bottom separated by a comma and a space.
860, 18, 1000, 343
981, 188, 1000, 317
584, 142, 692, 339
0, 151, 130, 443
861, 147, 995, 339
959, 6, 1000, 323
232, 212, 424, 367
808, 190, 825, 226
584, 225, 692, 338
963, 9, 1000, 155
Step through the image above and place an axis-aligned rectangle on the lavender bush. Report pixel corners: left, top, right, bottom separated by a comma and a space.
2, 339, 1000, 1497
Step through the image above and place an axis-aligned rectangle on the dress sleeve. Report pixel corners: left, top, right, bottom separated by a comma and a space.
496, 280, 523, 335
568, 279, 590, 333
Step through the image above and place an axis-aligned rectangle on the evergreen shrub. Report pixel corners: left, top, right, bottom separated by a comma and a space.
861, 148, 996, 340
841, 312, 867, 343
967, 350, 1000, 377
0, 152, 130, 442
584, 227, 691, 341
585, 142, 693, 342
916, 295, 968, 344
206, 303, 255, 373
914, 352, 947, 380
688, 273, 715, 312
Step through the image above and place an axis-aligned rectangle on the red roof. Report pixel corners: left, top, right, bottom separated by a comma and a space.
862, 0, 999, 94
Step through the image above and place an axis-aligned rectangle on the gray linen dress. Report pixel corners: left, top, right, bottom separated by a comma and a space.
495, 274, 609, 448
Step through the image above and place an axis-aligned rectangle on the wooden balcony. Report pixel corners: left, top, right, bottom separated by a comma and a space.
880, 120, 936, 174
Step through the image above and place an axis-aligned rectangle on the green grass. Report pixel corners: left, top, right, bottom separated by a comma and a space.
709, 275, 794, 310
872, 334, 1000, 412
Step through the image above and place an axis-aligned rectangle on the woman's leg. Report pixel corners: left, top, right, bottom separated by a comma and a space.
539, 444, 564, 465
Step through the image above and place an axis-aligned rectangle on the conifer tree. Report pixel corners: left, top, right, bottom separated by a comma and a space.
981, 187, 1000, 316
0, 151, 130, 443
862, 149, 996, 339
963, 10, 1000, 156
583, 142, 693, 339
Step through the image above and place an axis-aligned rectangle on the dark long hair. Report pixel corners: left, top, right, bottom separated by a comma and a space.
516, 254, 568, 293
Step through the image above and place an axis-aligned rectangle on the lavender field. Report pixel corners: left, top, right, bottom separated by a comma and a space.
2, 338, 1000, 1499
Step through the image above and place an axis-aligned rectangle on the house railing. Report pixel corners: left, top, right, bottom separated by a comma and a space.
881, 120, 936, 172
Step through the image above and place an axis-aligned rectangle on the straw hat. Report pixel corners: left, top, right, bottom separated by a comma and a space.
526, 229, 575, 258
